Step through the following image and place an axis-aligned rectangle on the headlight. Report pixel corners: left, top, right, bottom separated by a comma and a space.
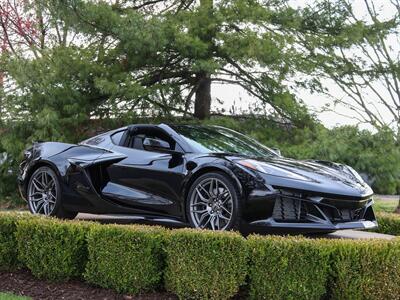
236, 159, 312, 181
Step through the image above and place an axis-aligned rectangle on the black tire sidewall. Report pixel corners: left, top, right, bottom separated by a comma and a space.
186, 171, 241, 231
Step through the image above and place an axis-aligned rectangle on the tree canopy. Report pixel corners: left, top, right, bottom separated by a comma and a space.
3, 0, 392, 134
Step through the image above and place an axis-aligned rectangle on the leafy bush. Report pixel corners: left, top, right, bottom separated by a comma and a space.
0, 212, 398, 299
164, 229, 247, 300
328, 239, 400, 300
247, 235, 331, 300
375, 213, 400, 236
84, 224, 166, 294
0, 212, 30, 270
16, 217, 91, 280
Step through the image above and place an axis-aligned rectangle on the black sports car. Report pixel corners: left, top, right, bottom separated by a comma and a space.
18, 124, 377, 233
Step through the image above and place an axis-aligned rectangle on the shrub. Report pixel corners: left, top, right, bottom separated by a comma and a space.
0, 212, 30, 270
84, 224, 166, 294
375, 213, 400, 236
16, 217, 91, 280
328, 239, 400, 300
164, 229, 247, 300
247, 235, 331, 300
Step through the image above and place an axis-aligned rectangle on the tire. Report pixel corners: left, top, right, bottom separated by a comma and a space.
186, 172, 241, 231
27, 166, 78, 219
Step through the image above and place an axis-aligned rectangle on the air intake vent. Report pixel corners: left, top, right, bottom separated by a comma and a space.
272, 196, 302, 221
272, 192, 370, 223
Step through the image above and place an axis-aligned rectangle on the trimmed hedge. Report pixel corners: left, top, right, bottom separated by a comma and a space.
247, 236, 400, 300
84, 224, 166, 294
164, 229, 248, 300
247, 236, 331, 300
0, 213, 399, 299
375, 213, 400, 236
0, 212, 26, 270
16, 217, 91, 280
328, 239, 400, 300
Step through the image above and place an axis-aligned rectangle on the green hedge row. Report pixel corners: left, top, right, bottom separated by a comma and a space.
376, 213, 400, 236
328, 239, 400, 300
0, 212, 25, 269
0, 212, 400, 299
164, 229, 247, 299
248, 235, 331, 300
85, 224, 165, 294
16, 217, 90, 280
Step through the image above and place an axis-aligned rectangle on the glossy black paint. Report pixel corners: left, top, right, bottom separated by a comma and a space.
18, 124, 377, 233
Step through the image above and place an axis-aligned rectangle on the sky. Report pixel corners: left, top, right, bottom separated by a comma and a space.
213, 0, 398, 130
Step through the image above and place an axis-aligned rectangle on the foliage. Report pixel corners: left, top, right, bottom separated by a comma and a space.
312, 0, 400, 132
4, 0, 391, 124
84, 224, 166, 294
2, 47, 109, 143
164, 229, 247, 300
247, 235, 331, 300
328, 239, 400, 300
0, 121, 34, 203
41, 0, 326, 121
0, 213, 398, 299
16, 217, 91, 280
0, 212, 28, 270
0, 292, 31, 300
375, 213, 400, 236
373, 198, 399, 213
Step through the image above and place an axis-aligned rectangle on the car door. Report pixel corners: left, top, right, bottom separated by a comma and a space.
103, 126, 186, 218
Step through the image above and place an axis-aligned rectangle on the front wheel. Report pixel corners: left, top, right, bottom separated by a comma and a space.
27, 166, 77, 219
186, 172, 241, 231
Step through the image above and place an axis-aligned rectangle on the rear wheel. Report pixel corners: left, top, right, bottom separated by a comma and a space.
27, 166, 77, 219
186, 172, 241, 231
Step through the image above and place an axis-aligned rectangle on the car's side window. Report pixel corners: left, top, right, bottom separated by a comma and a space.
111, 130, 126, 145
130, 133, 173, 151
118, 126, 184, 153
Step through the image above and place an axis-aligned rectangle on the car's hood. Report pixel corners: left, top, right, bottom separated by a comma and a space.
228, 155, 373, 198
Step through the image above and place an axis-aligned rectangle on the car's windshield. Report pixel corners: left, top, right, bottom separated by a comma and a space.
172, 125, 278, 157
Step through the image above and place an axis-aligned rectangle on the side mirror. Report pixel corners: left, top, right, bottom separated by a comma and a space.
271, 148, 281, 156
143, 138, 171, 152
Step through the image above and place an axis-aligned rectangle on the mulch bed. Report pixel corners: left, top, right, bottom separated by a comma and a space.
0, 270, 178, 300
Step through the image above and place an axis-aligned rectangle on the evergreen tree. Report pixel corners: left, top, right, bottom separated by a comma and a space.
2, 0, 397, 142
16, 0, 358, 122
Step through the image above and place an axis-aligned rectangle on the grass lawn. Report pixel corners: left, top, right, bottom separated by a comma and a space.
0, 293, 31, 300
374, 197, 399, 213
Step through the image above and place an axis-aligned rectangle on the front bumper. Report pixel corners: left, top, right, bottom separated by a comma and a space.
244, 190, 377, 234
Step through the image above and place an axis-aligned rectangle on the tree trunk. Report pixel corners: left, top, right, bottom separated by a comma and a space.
193, 0, 213, 120
194, 72, 211, 119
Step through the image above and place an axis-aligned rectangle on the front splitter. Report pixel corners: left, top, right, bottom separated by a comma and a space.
243, 218, 378, 234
